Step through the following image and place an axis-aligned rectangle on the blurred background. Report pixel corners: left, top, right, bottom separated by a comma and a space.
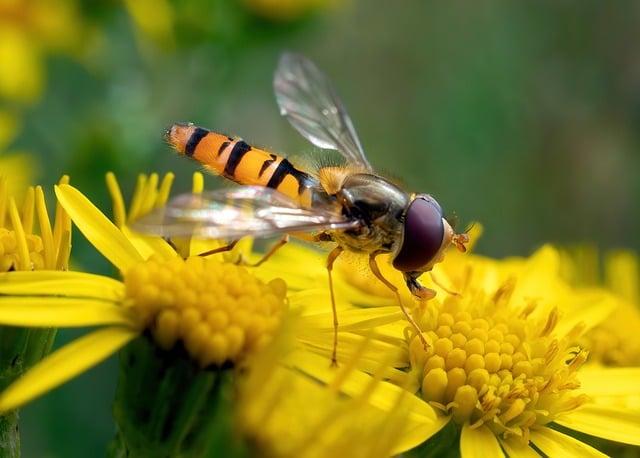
1, 0, 639, 455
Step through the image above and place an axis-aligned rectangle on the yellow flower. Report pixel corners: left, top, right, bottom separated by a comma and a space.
0, 176, 404, 424
122, 0, 175, 49
0, 174, 69, 272
0, 183, 287, 411
106, 170, 242, 261
272, 241, 640, 455
562, 247, 640, 367
0, 0, 86, 103
238, 324, 428, 458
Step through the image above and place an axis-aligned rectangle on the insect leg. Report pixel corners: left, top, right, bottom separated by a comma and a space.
326, 245, 344, 367
369, 253, 428, 349
247, 235, 289, 267
197, 240, 239, 257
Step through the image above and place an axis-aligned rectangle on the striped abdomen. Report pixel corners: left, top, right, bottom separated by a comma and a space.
166, 123, 319, 207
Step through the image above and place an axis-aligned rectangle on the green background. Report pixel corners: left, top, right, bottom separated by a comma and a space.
2, 0, 638, 455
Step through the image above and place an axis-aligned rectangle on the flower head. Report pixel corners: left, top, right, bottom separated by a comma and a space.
0, 0, 87, 103
0, 181, 286, 411
0, 174, 70, 272
561, 247, 640, 367
125, 255, 287, 366
304, 242, 640, 456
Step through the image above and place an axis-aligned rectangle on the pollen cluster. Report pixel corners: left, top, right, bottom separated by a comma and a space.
410, 280, 588, 442
124, 256, 287, 367
0, 228, 45, 271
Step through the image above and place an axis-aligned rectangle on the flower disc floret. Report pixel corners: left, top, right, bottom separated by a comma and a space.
0, 228, 45, 271
125, 256, 287, 367
410, 281, 588, 442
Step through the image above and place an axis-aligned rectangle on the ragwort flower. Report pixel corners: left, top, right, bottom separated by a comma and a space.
0, 183, 287, 412
561, 247, 640, 367
267, 239, 640, 456
0, 0, 87, 103
0, 173, 70, 456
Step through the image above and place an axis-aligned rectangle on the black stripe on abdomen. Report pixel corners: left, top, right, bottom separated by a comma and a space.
223, 140, 252, 177
266, 158, 313, 194
185, 127, 209, 157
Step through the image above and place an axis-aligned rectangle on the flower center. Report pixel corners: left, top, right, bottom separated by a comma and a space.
124, 256, 287, 367
410, 282, 588, 442
0, 228, 45, 271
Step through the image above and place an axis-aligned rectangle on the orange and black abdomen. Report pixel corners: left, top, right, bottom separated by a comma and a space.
166, 123, 318, 207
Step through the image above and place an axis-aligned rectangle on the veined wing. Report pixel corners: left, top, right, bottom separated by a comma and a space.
131, 186, 360, 240
274, 52, 373, 171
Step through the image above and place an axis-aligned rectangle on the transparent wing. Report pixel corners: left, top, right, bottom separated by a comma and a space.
131, 186, 360, 240
274, 52, 373, 171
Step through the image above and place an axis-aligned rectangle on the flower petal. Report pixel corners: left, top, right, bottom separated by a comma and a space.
554, 404, 640, 446
0, 297, 135, 327
392, 415, 450, 455
530, 427, 607, 457
288, 350, 436, 423
579, 366, 640, 397
121, 226, 178, 261
0, 271, 124, 301
499, 437, 539, 458
55, 184, 143, 272
460, 424, 504, 458
0, 327, 137, 412
298, 306, 403, 331
555, 289, 618, 338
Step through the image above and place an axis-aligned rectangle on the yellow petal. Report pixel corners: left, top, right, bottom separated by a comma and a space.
392, 415, 450, 455
298, 306, 403, 331
0, 297, 135, 327
0, 327, 137, 412
288, 350, 437, 423
121, 226, 177, 261
0, 270, 120, 285
460, 424, 504, 458
105, 172, 126, 228
296, 330, 407, 368
554, 404, 640, 446
0, 271, 124, 300
579, 366, 640, 397
55, 184, 143, 272
499, 437, 539, 458
530, 427, 607, 458
555, 289, 618, 337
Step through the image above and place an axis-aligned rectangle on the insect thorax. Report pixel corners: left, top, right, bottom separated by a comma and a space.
332, 173, 409, 254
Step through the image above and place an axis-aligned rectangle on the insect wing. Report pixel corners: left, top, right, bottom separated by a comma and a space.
132, 186, 359, 240
274, 52, 373, 171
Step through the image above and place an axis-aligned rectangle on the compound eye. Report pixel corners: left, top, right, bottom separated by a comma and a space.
392, 196, 444, 272
417, 194, 442, 215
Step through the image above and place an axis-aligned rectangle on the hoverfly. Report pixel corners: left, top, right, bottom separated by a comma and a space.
135, 53, 469, 364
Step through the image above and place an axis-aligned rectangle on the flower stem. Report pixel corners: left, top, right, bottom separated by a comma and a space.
110, 335, 248, 458
0, 411, 19, 458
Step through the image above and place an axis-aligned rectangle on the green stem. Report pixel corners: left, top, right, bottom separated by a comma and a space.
110, 335, 248, 458
0, 411, 19, 458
